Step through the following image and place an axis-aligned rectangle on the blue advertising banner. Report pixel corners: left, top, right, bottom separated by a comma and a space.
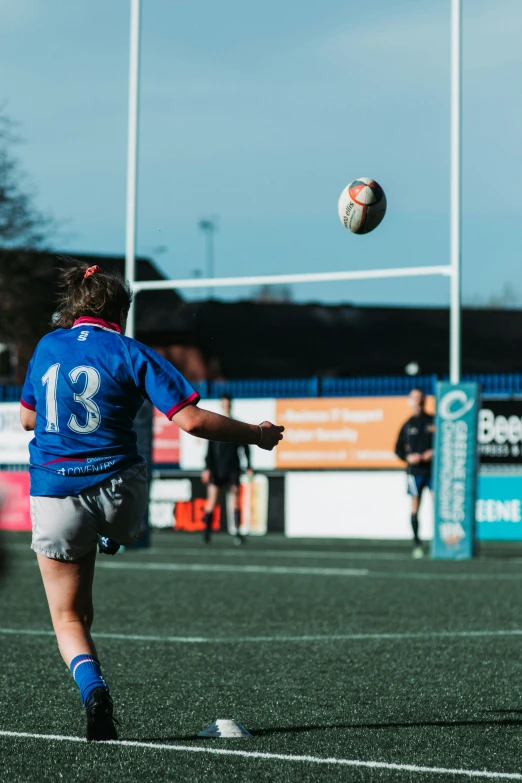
432, 382, 481, 559
476, 474, 522, 541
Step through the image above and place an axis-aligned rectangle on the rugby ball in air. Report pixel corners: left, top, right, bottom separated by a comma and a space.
338, 177, 387, 234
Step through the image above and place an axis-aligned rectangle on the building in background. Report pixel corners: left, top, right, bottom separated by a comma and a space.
2, 250, 522, 384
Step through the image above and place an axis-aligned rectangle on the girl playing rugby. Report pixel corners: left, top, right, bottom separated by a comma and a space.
20, 259, 284, 741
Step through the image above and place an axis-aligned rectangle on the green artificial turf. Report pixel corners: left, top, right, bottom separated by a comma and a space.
1, 531, 522, 782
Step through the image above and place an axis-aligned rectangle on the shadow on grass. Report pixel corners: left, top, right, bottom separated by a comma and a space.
132, 712, 522, 743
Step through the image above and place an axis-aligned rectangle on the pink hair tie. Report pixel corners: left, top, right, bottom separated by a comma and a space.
84, 265, 101, 279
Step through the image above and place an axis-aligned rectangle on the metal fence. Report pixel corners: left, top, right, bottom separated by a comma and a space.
194, 374, 522, 398
5, 373, 522, 401
0, 386, 24, 402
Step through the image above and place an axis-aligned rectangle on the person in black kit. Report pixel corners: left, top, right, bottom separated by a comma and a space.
395, 389, 435, 559
202, 395, 253, 544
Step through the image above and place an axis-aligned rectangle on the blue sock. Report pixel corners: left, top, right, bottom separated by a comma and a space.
70, 654, 108, 706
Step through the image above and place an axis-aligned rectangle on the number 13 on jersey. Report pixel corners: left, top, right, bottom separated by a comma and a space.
42, 364, 102, 434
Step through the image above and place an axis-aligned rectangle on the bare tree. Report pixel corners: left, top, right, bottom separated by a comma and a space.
0, 111, 50, 248
467, 282, 521, 309
0, 109, 55, 379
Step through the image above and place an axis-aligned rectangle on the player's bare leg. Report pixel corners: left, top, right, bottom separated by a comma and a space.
37, 551, 97, 664
37, 550, 117, 741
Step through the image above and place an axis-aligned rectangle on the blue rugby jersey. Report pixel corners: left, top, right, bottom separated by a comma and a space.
21, 317, 199, 496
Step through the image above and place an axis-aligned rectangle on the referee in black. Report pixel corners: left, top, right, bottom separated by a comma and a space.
395, 389, 434, 558
202, 395, 253, 544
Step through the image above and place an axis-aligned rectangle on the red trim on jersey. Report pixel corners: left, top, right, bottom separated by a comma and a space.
73, 317, 122, 333
166, 391, 200, 420
20, 399, 36, 411
42, 457, 87, 466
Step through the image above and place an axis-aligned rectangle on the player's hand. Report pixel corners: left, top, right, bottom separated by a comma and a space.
201, 469, 210, 485
406, 453, 421, 465
422, 450, 434, 462
257, 421, 284, 451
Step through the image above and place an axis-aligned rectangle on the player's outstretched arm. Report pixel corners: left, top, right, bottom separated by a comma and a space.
172, 404, 284, 451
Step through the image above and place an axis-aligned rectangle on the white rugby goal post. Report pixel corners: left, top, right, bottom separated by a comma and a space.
124, 0, 463, 384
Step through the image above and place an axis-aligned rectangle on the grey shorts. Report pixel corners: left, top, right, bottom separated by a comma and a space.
30, 463, 148, 561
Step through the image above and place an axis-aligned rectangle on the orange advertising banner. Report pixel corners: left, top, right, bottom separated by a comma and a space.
275, 396, 435, 470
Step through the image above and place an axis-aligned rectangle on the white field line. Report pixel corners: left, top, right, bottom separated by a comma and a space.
10, 542, 522, 568
0, 730, 519, 780
93, 561, 522, 581
95, 561, 370, 577
1, 627, 522, 645
131, 547, 416, 561
122, 548, 522, 567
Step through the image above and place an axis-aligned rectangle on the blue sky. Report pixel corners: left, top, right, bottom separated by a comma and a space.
2, 0, 521, 306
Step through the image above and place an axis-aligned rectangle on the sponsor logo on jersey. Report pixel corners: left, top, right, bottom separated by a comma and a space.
55, 459, 116, 476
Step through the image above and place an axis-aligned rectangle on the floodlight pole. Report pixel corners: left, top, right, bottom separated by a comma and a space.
449, 0, 462, 384
198, 218, 218, 299
125, 0, 141, 340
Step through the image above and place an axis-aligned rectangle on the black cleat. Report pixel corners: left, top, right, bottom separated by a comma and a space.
86, 688, 118, 742
98, 536, 121, 556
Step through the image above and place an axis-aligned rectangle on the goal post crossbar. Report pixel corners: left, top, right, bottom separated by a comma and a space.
124, 0, 462, 372
131, 264, 453, 293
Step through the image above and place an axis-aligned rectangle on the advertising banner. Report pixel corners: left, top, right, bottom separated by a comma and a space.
0, 472, 31, 531
285, 469, 521, 542
476, 474, 522, 541
171, 395, 522, 470
432, 383, 480, 559
275, 396, 434, 470
173, 475, 270, 535
286, 470, 434, 539
0, 403, 32, 465
226, 474, 269, 536
149, 473, 283, 534
478, 400, 522, 465
152, 408, 180, 465
150, 478, 192, 528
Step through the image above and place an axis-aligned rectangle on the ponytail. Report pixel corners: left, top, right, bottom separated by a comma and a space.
53, 256, 132, 329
